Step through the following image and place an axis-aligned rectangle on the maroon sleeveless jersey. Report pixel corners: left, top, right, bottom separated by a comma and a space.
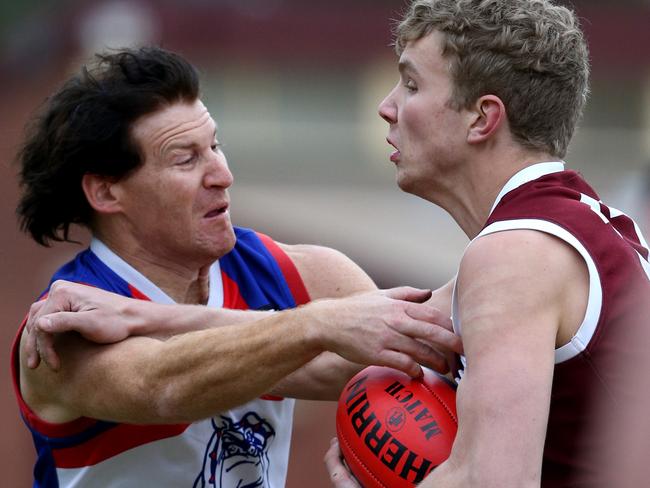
455, 163, 650, 487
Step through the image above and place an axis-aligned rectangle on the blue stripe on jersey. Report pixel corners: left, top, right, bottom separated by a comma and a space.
31, 421, 119, 488
220, 227, 297, 311
47, 249, 135, 299
33, 435, 58, 488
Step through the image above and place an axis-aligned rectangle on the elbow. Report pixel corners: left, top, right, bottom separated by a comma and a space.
149, 379, 185, 423
137, 363, 190, 423
464, 462, 540, 488
140, 366, 239, 423
426, 451, 540, 488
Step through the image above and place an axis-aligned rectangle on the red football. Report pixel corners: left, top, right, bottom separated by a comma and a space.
336, 366, 458, 487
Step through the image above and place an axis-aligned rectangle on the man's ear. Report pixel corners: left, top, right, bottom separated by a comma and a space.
81, 173, 122, 214
467, 95, 506, 144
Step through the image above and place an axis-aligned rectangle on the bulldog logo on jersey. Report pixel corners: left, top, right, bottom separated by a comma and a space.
194, 412, 276, 488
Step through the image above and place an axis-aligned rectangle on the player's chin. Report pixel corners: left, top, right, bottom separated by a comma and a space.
396, 172, 416, 194
196, 229, 236, 259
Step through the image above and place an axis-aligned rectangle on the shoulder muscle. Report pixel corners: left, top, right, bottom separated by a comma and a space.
277, 243, 376, 299
459, 229, 588, 346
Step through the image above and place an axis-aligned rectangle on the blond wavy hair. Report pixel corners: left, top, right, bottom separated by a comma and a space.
396, 0, 590, 158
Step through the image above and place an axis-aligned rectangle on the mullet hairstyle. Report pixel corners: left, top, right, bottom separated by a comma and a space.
16, 46, 200, 245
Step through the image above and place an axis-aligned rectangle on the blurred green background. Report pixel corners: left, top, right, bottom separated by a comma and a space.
1, 0, 649, 485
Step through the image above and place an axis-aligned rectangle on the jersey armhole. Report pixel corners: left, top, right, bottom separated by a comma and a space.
11, 315, 101, 438
478, 219, 602, 363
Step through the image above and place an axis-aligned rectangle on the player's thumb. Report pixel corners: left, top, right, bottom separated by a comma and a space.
383, 286, 432, 303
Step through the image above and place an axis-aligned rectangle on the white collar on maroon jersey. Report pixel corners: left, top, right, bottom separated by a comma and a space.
90, 237, 224, 307
489, 161, 565, 216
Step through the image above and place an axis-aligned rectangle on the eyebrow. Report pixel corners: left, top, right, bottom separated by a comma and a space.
398, 59, 419, 76
167, 128, 218, 152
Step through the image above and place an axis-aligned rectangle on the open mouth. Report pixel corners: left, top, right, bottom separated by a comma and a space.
204, 204, 229, 219
387, 138, 401, 162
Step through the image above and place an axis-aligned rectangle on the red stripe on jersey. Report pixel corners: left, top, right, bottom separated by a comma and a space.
12, 318, 34, 422
128, 284, 151, 301
256, 233, 311, 306
21, 401, 99, 438
221, 271, 250, 310
52, 423, 190, 468
259, 395, 284, 401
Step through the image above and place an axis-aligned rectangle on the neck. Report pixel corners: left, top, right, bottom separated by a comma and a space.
421, 148, 556, 239
94, 232, 213, 305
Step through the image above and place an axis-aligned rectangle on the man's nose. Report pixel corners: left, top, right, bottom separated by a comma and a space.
204, 151, 233, 189
378, 86, 398, 124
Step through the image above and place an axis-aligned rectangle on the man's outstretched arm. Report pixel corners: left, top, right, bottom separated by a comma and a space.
24, 244, 458, 400
20, 284, 461, 426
